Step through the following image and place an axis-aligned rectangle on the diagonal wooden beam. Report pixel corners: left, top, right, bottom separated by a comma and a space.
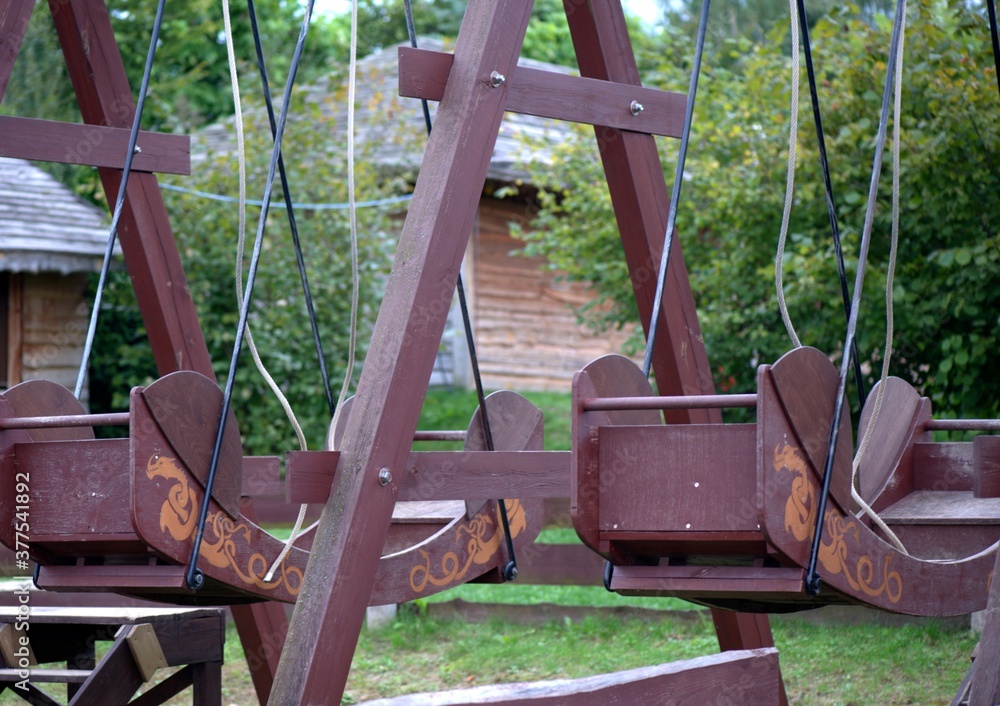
0, 0, 34, 105
562, 2, 787, 704
564, 0, 716, 424
47, 1, 286, 701
269, 1, 536, 702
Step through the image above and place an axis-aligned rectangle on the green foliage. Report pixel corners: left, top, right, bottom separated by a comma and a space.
89, 85, 407, 454
516, 1, 1000, 419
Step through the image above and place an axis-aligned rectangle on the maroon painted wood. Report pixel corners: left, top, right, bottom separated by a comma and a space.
285, 450, 339, 504
371, 391, 544, 605
49, 0, 212, 378
974, 435, 1000, 498
969, 545, 1000, 705
758, 348, 998, 616
913, 442, 974, 492
0, 116, 191, 174
141, 371, 243, 519
611, 565, 806, 600
563, 0, 716, 425
241, 457, 281, 497
357, 648, 780, 705
582, 393, 757, 411
0, 0, 34, 103
855, 377, 925, 504
269, 2, 535, 701
397, 46, 686, 138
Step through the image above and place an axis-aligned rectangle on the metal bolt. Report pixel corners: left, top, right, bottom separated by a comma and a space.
630, 100, 644, 116
490, 71, 506, 88
378, 468, 392, 486
133, 145, 142, 154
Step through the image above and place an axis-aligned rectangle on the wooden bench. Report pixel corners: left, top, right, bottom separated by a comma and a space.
0, 606, 223, 705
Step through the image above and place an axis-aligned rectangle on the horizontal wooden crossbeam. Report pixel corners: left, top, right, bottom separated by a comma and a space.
398, 47, 685, 138
286, 450, 570, 504
0, 116, 190, 174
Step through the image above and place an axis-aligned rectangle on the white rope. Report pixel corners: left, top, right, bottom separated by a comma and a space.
850, 3, 907, 553
266, 0, 362, 581
328, 0, 361, 447
775, 0, 803, 349
220, 0, 312, 581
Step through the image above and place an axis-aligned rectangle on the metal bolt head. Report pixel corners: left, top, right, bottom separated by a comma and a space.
133, 144, 143, 154
378, 468, 392, 486
630, 100, 644, 116
490, 71, 506, 88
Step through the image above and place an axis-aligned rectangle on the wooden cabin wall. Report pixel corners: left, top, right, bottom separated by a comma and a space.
19, 273, 89, 402
472, 199, 635, 392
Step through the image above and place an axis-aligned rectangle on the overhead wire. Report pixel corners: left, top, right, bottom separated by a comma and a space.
74, 0, 168, 399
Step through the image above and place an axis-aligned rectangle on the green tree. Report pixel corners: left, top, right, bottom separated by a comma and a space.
89, 84, 409, 454
516, 1, 1000, 420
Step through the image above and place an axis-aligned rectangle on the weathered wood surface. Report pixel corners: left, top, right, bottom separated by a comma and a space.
370, 391, 544, 606
766, 346, 855, 516
877, 491, 1000, 524
974, 435, 1000, 499
856, 377, 926, 504
968, 540, 1000, 705
759, 348, 997, 616
241, 457, 281, 497
270, 3, 535, 698
0, 0, 33, 103
598, 423, 758, 534
358, 648, 780, 705
398, 46, 686, 138
0, 116, 190, 174
913, 442, 974, 491
142, 371, 242, 519
611, 565, 805, 599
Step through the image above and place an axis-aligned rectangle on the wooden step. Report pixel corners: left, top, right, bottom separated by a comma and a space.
879, 491, 1000, 525
35, 565, 188, 592
609, 564, 806, 597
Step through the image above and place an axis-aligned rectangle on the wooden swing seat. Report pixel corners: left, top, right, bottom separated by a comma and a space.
572, 346, 1000, 616
0, 376, 543, 606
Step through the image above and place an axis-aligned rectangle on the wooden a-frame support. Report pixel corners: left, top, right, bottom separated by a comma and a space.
271, 1, 785, 703
0, 0, 286, 701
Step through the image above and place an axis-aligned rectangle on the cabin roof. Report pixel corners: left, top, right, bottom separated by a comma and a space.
0, 158, 112, 274
196, 37, 573, 185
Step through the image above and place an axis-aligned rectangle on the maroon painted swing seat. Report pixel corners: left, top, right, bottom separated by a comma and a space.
572, 346, 1000, 615
0, 374, 542, 606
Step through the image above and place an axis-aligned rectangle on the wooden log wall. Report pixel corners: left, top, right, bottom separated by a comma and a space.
472, 199, 635, 392
18, 273, 89, 402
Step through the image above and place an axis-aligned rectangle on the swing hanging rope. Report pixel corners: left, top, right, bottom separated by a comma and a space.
74, 0, 167, 399
402, 0, 518, 582
186, 0, 318, 591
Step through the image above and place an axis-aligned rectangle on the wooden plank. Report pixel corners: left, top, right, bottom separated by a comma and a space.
610, 564, 805, 596
913, 442, 974, 491
563, 0, 716, 425
397, 47, 685, 138
67, 635, 144, 706
969, 546, 1000, 705
242, 457, 281, 497
358, 648, 780, 705
0, 116, 190, 174
153, 616, 224, 666
129, 666, 194, 706
289, 450, 568, 504
35, 565, 188, 591
877, 490, 1000, 524
512, 543, 605, 586
598, 424, 758, 534
191, 660, 222, 706
6, 270, 22, 388
49, 0, 212, 378
0, 607, 220, 624
125, 624, 167, 682
855, 377, 924, 503
269, 2, 534, 702
974, 436, 1000, 498
0, 0, 34, 103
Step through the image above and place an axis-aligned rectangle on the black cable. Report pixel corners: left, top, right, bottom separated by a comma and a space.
247, 0, 336, 417
403, 0, 517, 581
987, 0, 1000, 100
642, 0, 710, 379
186, 0, 317, 591
74, 0, 168, 399
796, 0, 867, 410
806, 0, 906, 596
